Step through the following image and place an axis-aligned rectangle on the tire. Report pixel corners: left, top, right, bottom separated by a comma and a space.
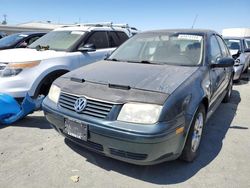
180, 104, 206, 162
223, 77, 233, 103
33, 70, 68, 98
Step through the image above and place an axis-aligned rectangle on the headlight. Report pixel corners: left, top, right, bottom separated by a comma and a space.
0, 68, 23, 77
117, 103, 162, 124
0, 61, 40, 77
48, 85, 61, 103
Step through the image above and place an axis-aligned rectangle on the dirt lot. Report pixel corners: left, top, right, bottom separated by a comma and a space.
0, 73, 250, 188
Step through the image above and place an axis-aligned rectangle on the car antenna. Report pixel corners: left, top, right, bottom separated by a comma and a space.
191, 14, 198, 29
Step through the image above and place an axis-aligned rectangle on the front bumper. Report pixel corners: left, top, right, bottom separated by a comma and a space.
0, 75, 31, 98
42, 98, 187, 165
233, 65, 244, 81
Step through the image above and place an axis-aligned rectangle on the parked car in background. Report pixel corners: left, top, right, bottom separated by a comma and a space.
0, 32, 46, 50
0, 23, 137, 99
43, 29, 234, 165
224, 37, 250, 81
0, 32, 7, 39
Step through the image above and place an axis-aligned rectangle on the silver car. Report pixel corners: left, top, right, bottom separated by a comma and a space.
224, 37, 250, 81
0, 23, 135, 99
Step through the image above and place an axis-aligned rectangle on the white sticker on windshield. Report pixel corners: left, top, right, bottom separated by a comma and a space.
178, 34, 202, 41
71, 31, 85, 35
228, 40, 240, 43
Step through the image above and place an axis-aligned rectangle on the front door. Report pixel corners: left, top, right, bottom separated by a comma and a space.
209, 35, 227, 106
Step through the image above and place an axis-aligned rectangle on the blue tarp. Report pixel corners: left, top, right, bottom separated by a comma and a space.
0, 93, 44, 125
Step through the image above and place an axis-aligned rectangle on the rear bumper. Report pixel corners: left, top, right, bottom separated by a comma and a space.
43, 98, 188, 165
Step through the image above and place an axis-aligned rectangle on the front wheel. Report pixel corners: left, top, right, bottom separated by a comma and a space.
180, 104, 206, 162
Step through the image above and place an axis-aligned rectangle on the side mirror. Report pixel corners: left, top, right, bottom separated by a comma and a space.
211, 57, 234, 68
78, 43, 96, 52
244, 48, 250, 53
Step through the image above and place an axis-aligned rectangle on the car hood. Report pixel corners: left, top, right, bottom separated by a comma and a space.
0, 48, 67, 63
63, 60, 199, 94
0, 46, 12, 50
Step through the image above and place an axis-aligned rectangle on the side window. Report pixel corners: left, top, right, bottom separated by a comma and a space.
26, 36, 40, 45
216, 35, 229, 57
108, 32, 120, 47
116, 32, 129, 44
86, 31, 109, 49
210, 35, 222, 63
245, 39, 250, 48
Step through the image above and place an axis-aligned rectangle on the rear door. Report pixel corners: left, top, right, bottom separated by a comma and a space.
216, 35, 232, 84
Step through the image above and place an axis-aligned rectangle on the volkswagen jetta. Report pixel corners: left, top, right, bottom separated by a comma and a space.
43, 29, 234, 165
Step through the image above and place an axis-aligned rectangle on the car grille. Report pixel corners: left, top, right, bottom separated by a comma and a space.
59, 92, 114, 119
109, 148, 148, 160
62, 131, 104, 152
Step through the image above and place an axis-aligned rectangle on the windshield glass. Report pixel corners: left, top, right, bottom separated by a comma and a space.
29, 31, 85, 51
109, 33, 204, 66
224, 39, 241, 51
0, 33, 27, 47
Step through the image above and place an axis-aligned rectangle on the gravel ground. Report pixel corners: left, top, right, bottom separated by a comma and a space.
0, 72, 250, 188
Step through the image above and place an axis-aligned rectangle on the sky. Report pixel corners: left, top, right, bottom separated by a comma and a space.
0, 0, 249, 33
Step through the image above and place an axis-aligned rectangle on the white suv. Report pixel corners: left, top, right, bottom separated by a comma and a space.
0, 23, 137, 99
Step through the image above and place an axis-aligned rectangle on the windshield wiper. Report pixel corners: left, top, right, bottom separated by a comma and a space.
35, 45, 50, 51
126, 60, 154, 64
106, 58, 118, 61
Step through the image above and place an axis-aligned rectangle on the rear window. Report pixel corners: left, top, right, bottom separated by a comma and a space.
108, 31, 129, 47
117, 32, 129, 44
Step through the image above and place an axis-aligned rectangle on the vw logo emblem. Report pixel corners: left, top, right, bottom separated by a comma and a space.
74, 97, 87, 113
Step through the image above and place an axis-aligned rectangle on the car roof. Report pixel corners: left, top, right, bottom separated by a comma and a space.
53, 25, 133, 35
141, 29, 217, 36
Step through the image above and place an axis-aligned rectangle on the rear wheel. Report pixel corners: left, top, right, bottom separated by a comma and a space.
180, 104, 206, 162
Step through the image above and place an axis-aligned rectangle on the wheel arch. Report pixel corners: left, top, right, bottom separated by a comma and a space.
33, 69, 69, 97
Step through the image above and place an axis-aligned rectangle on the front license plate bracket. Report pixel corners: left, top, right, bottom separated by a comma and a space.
64, 118, 88, 141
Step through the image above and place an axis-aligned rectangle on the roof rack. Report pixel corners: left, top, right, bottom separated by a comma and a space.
76, 22, 138, 31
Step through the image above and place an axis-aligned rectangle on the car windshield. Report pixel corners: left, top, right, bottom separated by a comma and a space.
224, 39, 241, 51
29, 30, 85, 51
0, 33, 27, 47
109, 32, 204, 66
